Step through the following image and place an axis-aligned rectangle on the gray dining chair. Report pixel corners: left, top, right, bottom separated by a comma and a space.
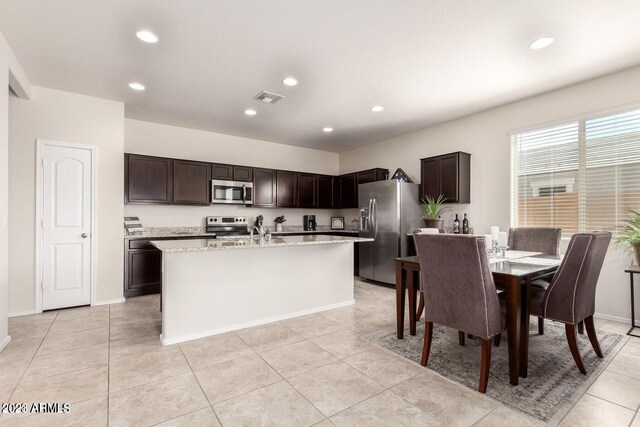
507, 227, 562, 335
528, 231, 611, 374
414, 233, 504, 393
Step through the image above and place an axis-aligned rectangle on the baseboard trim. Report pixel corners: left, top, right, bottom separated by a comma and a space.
8, 310, 39, 318
93, 298, 125, 306
0, 335, 11, 352
160, 299, 355, 345
594, 312, 636, 325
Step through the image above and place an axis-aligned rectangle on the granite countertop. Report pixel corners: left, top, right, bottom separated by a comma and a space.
150, 235, 373, 253
125, 226, 359, 239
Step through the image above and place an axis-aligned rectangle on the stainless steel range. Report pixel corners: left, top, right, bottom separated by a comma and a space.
205, 216, 250, 237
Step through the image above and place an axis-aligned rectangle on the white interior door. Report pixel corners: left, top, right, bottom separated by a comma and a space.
41, 143, 93, 310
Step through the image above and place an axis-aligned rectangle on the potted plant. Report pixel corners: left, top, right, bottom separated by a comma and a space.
420, 194, 449, 229
274, 215, 286, 232
614, 210, 640, 265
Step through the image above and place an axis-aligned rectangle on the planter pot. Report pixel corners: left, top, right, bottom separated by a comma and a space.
634, 244, 640, 266
423, 219, 444, 229
275, 223, 283, 232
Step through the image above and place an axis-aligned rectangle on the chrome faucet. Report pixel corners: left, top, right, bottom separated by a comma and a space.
250, 225, 265, 240
250, 215, 265, 240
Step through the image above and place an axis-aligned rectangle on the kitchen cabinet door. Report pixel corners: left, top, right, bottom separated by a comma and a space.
211, 163, 233, 180
233, 166, 253, 182
125, 154, 173, 204
173, 159, 211, 205
276, 171, 298, 207
339, 173, 357, 208
126, 249, 162, 297
419, 157, 439, 202
419, 152, 470, 203
356, 170, 377, 186
253, 168, 277, 207
317, 175, 335, 209
297, 173, 317, 208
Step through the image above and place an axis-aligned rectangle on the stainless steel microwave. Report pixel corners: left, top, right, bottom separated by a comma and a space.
211, 180, 253, 205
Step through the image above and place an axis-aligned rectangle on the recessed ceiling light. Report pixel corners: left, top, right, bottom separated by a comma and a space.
529, 36, 554, 50
371, 105, 384, 112
244, 109, 257, 116
283, 77, 298, 86
323, 127, 334, 133
136, 30, 158, 44
128, 82, 145, 91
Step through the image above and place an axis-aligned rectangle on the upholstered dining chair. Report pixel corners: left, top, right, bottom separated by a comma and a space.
507, 227, 562, 335
414, 233, 503, 393
529, 231, 611, 374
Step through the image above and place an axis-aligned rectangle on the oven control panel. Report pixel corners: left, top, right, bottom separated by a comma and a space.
207, 216, 248, 224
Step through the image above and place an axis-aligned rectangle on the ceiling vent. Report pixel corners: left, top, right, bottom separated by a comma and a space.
255, 91, 285, 104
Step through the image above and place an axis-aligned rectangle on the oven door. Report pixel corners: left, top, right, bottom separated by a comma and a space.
211, 180, 253, 205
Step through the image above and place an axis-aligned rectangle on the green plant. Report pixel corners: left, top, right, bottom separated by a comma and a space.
614, 210, 640, 253
274, 216, 286, 224
420, 194, 449, 220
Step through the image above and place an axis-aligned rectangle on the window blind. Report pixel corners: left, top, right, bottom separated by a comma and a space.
511, 108, 640, 235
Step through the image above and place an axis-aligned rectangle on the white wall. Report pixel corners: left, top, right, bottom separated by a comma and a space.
124, 119, 341, 229
9, 87, 125, 315
339, 65, 640, 322
0, 37, 9, 349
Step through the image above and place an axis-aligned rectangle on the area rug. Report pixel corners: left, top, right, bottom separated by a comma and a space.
367, 321, 627, 426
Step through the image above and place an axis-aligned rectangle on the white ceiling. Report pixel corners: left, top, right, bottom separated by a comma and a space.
2, 1, 640, 153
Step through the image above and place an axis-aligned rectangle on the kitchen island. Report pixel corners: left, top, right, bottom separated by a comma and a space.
151, 235, 372, 345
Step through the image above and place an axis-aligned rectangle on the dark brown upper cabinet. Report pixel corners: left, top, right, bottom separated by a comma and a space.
125, 154, 173, 204
317, 175, 335, 209
297, 173, 318, 208
233, 166, 253, 182
339, 173, 357, 209
252, 168, 277, 207
356, 168, 387, 186
420, 151, 470, 203
172, 159, 211, 205
276, 171, 298, 207
211, 163, 233, 180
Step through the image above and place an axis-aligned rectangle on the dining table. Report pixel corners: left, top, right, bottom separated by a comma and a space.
395, 250, 562, 386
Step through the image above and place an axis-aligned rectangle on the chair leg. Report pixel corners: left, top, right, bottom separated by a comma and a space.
584, 316, 603, 358
479, 338, 492, 393
578, 321, 584, 335
458, 331, 465, 346
416, 292, 425, 321
566, 323, 587, 374
494, 333, 501, 347
421, 322, 433, 366
538, 317, 544, 335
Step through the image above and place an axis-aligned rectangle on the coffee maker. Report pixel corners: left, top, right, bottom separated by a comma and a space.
303, 215, 317, 231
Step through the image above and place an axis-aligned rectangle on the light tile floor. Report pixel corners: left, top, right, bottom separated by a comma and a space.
0, 278, 638, 426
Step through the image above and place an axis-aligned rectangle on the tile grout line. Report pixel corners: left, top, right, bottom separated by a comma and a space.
176, 342, 224, 426
3, 309, 60, 415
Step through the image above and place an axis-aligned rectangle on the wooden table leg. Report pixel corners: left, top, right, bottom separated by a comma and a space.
396, 262, 406, 339
506, 276, 521, 386
408, 270, 417, 336
519, 277, 531, 378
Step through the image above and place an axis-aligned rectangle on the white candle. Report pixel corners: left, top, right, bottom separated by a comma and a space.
498, 231, 508, 248
484, 234, 492, 249
490, 226, 499, 241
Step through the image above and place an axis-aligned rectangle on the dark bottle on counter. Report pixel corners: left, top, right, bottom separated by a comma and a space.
453, 214, 460, 234
462, 213, 469, 234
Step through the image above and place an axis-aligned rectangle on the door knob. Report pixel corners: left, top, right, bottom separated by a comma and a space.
81, 233, 88, 238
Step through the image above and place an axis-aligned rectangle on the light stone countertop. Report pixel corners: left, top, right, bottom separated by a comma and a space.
125, 226, 359, 239
150, 235, 373, 253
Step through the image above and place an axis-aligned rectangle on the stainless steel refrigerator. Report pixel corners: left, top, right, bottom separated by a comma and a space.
358, 180, 422, 284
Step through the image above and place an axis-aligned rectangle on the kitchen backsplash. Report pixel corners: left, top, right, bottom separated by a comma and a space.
124, 204, 349, 228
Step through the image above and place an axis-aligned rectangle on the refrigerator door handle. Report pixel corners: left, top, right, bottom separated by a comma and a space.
372, 198, 378, 239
